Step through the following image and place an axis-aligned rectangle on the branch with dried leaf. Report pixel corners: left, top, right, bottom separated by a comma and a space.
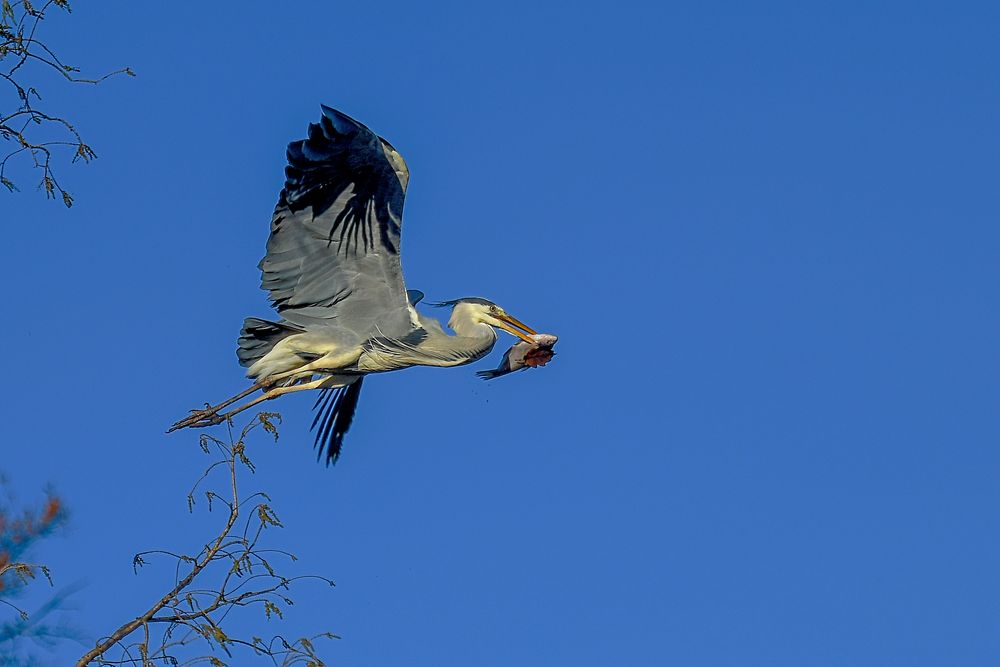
0, 561, 52, 618
1, 0, 133, 206
76, 413, 337, 667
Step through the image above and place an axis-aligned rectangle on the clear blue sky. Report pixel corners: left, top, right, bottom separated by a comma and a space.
4, 1, 1000, 664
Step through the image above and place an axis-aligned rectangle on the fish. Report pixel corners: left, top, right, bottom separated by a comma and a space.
477, 333, 558, 380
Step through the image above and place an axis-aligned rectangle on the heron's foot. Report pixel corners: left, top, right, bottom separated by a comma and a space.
167, 404, 226, 432
187, 412, 227, 428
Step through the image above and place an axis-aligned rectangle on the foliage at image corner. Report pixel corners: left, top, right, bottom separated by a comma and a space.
0, 484, 75, 665
1, 0, 133, 207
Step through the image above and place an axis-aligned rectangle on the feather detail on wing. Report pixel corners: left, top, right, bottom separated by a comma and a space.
259, 106, 414, 338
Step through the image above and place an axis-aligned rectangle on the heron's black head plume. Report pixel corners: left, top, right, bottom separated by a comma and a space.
429, 297, 498, 308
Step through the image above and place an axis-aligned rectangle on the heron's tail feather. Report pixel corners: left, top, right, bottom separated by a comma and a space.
311, 378, 364, 466
237, 318, 304, 368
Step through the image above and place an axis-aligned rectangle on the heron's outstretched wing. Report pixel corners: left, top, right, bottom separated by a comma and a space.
259, 106, 415, 336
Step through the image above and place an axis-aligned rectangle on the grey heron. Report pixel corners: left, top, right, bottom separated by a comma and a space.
169, 106, 550, 464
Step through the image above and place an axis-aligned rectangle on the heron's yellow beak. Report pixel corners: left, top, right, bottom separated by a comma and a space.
495, 312, 538, 344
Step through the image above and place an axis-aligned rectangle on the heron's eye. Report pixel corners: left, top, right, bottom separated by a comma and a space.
490, 306, 500, 315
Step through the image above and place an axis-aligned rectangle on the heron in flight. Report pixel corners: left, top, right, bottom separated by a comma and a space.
170, 106, 546, 463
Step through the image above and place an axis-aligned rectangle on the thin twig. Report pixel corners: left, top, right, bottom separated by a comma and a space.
74, 413, 334, 667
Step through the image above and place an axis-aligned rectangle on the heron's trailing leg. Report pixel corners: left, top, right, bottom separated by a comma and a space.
167, 373, 291, 431
167, 382, 271, 432
168, 349, 362, 433
179, 378, 335, 429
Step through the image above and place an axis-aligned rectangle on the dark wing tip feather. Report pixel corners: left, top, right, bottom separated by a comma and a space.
277, 106, 402, 254
320, 105, 365, 136
282, 107, 379, 210
311, 379, 364, 466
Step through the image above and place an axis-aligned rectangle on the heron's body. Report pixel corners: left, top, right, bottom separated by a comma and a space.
170, 107, 544, 463
242, 303, 501, 383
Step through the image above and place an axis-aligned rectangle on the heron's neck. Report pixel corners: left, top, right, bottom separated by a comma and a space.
437, 315, 497, 364
449, 315, 495, 339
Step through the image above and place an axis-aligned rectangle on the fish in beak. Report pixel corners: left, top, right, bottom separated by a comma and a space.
477, 333, 558, 380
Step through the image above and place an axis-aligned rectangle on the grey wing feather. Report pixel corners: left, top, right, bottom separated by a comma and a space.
259, 106, 414, 337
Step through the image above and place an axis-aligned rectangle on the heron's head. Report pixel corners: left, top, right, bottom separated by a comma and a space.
434, 297, 538, 343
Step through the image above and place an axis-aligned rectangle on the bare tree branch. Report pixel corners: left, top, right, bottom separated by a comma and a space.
1, 0, 133, 206
76, 413, 337, 667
